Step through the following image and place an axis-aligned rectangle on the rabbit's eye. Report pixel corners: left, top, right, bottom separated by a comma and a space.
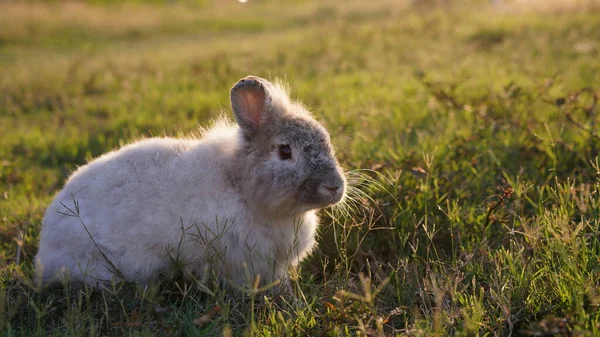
278, 145, 292, 160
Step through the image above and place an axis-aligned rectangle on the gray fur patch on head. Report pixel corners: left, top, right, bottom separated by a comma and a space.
227, 76, 345, 215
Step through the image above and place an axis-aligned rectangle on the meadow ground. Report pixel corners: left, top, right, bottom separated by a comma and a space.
1, 0, 600, 335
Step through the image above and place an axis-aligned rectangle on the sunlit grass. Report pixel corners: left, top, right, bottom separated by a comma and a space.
1, 0, 600, 336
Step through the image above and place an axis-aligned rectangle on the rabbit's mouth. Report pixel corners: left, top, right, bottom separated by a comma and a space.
317, 184, 345, 206
292, 175, 346, 212
299, 183, 345, 210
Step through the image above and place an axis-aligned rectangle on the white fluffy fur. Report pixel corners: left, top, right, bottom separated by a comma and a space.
35, 132, 318, 287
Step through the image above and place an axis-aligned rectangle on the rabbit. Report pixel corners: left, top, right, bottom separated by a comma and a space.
34, 76, 346, 290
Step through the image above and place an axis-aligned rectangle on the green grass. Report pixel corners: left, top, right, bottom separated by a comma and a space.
2, 0, 600, 335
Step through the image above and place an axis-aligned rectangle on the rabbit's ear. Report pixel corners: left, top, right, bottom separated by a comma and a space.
230, 76, 271, 136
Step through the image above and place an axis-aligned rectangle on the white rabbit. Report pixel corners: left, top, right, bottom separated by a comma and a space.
34, 76, 346, 289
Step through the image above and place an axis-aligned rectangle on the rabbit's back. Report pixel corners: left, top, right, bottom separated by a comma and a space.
36, 136, 238, 284
45, 137, 206, 227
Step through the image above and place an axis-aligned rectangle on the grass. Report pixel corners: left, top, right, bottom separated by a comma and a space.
1, 0, 600, 335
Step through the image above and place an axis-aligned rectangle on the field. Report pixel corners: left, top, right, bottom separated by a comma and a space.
1, 0, 600, 335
